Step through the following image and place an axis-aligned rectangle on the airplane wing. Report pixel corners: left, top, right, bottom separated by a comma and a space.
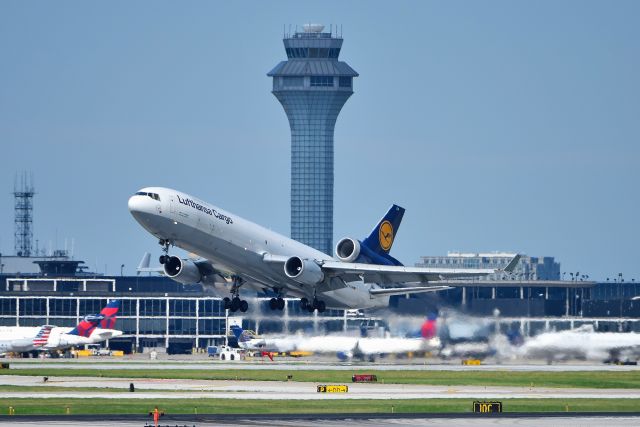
319, 254, 520, 284
368, 285, 453, 296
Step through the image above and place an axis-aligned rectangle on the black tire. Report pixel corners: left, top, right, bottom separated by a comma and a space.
240, 300, 249, 312
159, 255, 166, 264
300, 298, 309, 310
269, 298, 278, 310
317, 300, 326, 313
223, 297, 231, 310
221, 354, 226, 361
230, 354, 235, 361
231, 297, 241, 312
277, 298, 285, 310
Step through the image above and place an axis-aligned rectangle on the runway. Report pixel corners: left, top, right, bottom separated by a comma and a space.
2, 375, 639, 400
2, 413, 640, 427
6, 358, 640, 372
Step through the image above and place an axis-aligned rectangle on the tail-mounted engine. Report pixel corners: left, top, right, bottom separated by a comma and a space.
335, 237, 361, 262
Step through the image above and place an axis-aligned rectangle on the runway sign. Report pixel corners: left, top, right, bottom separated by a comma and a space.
352, 374, 377, 382
317, 385, 349, 393
473, 401, 502, 413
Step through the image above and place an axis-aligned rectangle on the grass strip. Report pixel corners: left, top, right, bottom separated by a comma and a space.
3, 368, 640, 389
0, 398, 639, 415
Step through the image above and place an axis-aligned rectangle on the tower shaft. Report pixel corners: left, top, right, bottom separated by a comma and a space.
268, 24, 358, 255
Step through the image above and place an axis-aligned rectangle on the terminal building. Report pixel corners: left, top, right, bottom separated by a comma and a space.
1, 251, 639, 355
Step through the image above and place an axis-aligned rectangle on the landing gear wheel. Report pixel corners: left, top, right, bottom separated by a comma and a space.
223, 297, 231, 310
269, 298, 278, 310
300, 298, 309, 310
277, 298, 285, 310
239, 300, 249, 313
316, 300, 326, 313
231, 297, 241, 312
159, 255, 167, 264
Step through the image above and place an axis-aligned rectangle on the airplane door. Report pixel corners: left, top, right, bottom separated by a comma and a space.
169, 195, 176, 220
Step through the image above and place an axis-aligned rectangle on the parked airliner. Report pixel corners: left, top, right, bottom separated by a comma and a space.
0, 300, 122, 354
129, 188, 519, 313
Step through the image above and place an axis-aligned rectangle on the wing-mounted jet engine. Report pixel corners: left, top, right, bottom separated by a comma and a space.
284, 256, 324, 285
161, 256, 219, 286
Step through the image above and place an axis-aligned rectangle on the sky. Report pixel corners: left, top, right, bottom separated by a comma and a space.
0, 1, 638, 280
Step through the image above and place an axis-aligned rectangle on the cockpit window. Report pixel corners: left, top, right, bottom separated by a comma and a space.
134, 191, 161, 201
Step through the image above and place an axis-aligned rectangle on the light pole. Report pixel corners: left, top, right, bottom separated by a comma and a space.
120, 264, 125, 276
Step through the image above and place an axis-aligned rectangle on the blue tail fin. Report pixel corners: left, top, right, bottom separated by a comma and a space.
360, 204, 405, 265
230, 325, 243, 339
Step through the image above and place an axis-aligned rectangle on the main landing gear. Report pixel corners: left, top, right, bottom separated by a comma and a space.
269, 297, 285, 311
224, 276, 249, 313
300, 297, 326, 313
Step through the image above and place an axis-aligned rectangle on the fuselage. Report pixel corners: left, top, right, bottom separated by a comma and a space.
0, 326, 121, 353
519, 329, 640, 361
128, 187, 389, 309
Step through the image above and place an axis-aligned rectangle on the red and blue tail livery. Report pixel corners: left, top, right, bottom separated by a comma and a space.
69, 300, 120, 337
32, 325, 54, 347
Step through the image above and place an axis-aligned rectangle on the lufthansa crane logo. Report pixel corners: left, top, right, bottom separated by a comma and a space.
378, 220, 394, 251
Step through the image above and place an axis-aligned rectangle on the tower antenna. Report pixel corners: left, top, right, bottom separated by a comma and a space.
13, 172, 35, 257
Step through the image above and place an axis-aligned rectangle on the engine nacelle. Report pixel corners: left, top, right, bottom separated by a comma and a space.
284, 256, 324, 285
335, 237, 361, 263
163, 256, 203, 285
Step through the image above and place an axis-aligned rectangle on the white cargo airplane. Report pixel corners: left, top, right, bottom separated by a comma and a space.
0, 300, 122, 354
128, 188, 520, 313
515, 325, 640, 363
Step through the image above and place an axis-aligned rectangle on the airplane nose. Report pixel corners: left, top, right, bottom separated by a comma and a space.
128, 195, 143, 214
128, 194, 152, 218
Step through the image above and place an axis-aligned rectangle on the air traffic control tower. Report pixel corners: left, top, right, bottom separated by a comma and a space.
268, 24, 358, 255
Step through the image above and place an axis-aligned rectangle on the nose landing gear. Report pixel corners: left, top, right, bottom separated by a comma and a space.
158, 239, 172, 264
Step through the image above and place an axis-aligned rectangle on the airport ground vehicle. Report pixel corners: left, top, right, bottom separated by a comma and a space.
218, 345, 244, 361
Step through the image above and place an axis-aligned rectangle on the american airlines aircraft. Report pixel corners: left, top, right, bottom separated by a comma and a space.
0, 300, 122, 354
128, 188, 519, 313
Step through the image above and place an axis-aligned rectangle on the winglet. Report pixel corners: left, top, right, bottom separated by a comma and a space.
502, 254, 521, 273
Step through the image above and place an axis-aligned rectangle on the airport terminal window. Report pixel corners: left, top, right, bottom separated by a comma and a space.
120, 299, 137, 316
48, 317, 77, 328
139, 318, 166, 334
169, 318, 196, 335
0, 299, 17, 316
79, 299, 108, 316
140, 299, 166, 316
49, 299, 76, 316
198, 318, 223, 335
19, 298, 47, 316
198, 299, 223, 316
169, 299, 196, 317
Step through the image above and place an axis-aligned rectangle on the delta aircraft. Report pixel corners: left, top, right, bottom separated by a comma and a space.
129, 188, 520, 313
0, 300, 122, 354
